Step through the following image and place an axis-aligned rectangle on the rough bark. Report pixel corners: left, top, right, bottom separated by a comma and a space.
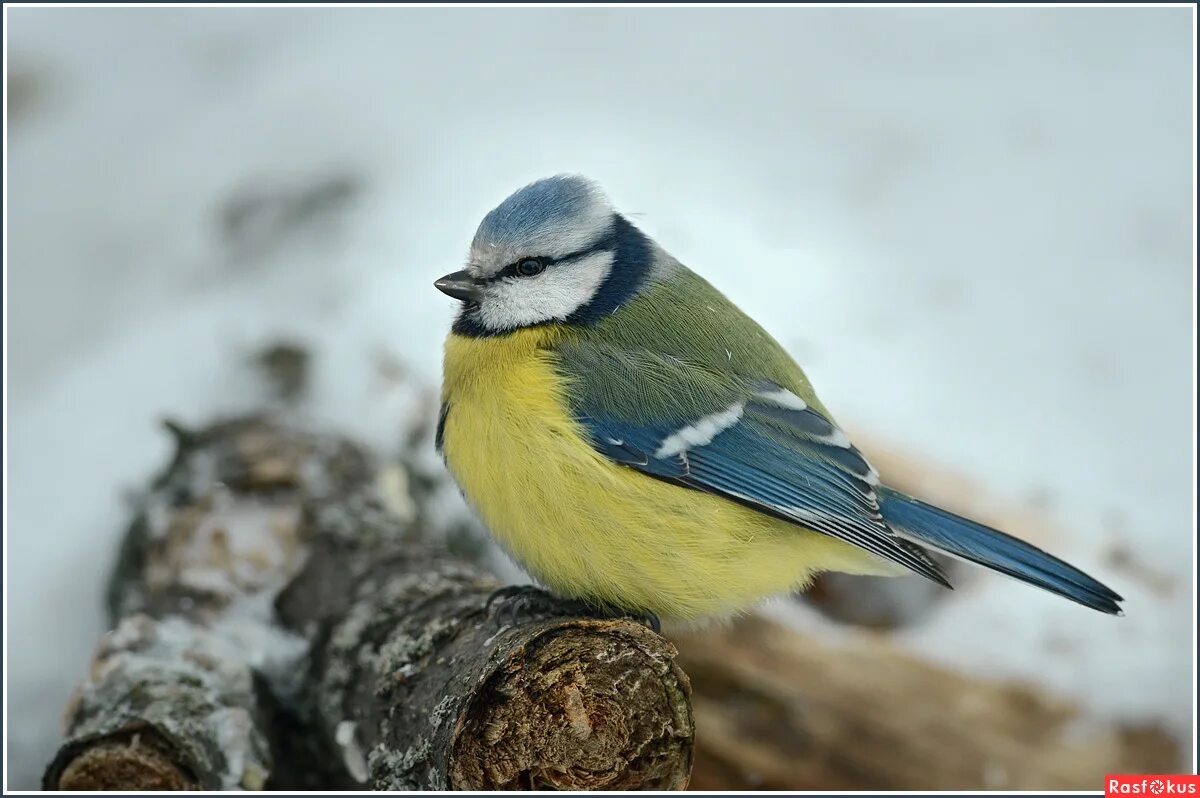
44, 615, 271, 790
45, 415, 695, 791
45, 416, 367, 791
276, 519, 693, 790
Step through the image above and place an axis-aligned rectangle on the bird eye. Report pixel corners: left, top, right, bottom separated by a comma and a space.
515, 258, 546, 277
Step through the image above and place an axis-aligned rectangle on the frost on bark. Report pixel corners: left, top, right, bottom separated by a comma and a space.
44, 415, 695, 791
44, 615, 272, 790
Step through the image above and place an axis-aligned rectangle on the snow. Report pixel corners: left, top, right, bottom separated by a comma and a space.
5, 6, 1194, 788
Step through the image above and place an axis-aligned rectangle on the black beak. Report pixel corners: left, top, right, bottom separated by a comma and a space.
434, 270, 483, 302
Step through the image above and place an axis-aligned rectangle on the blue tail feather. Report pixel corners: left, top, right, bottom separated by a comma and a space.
878, 487, 1123, 615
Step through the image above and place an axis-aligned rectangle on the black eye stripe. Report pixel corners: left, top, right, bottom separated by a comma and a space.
494, 238, 615, 281
552, 247, 611, 267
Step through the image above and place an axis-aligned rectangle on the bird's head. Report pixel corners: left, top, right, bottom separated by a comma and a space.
436, 175, 653, 336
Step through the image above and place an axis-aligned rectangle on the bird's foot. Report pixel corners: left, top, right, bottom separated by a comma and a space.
485, 585, 661, 633
485, 584, 559, 627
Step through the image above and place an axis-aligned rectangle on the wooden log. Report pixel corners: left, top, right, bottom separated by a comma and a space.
44, 416, 365, 791
44, 415, 695, 790
276, 529, 694, 789
676, 613, 1180, 791
43, 614, 271, 790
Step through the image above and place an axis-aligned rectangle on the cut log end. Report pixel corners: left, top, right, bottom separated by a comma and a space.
49, 731, 197, 791
450, 620, 694, 791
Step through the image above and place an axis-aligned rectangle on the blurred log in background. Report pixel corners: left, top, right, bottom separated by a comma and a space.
679, 617, 1179, 790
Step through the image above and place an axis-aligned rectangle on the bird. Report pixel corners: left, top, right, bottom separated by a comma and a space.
434, 175, 1123, 623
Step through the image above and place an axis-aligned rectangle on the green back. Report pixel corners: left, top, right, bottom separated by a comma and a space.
554, 264, 830, 423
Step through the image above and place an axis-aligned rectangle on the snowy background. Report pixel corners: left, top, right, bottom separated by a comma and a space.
5, 6, 1194, 788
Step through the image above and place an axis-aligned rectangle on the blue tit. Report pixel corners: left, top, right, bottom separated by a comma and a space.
434, 175, 1122, 621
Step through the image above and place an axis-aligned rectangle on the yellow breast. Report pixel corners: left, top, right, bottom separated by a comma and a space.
440, 327, 894, 620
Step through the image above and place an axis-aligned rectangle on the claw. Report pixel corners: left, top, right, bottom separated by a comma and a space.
486, 584, 555, 627
485, 584, 533, 613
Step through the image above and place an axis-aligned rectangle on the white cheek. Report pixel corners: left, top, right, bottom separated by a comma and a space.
477, 253, 612, 330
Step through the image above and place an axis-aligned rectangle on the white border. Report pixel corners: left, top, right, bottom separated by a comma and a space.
2, 2, 1196, 794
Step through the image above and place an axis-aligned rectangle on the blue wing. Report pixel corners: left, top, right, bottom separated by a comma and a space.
557, 335, 1126, 612
575, 374, 949, 586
